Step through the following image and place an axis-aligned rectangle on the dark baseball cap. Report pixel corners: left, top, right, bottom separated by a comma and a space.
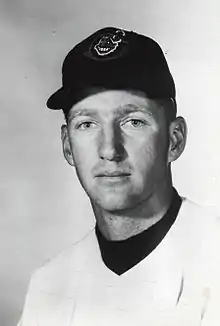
47, 27, 176, 112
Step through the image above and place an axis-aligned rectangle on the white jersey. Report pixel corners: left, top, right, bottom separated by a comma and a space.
18, 198, 220, 326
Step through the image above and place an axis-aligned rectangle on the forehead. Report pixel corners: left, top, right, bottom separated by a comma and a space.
68, 90, 164, 121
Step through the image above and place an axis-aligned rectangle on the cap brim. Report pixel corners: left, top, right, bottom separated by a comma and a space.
46, 87, 74, 110
46, 85, 113, 111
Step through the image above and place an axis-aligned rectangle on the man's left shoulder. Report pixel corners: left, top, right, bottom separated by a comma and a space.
179, 197, 220, 232
176, 197, 220, 269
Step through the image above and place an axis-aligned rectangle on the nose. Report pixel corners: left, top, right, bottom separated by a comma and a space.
98, 124, 125, 161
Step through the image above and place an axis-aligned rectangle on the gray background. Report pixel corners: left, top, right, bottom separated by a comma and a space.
1, 0, 220, 325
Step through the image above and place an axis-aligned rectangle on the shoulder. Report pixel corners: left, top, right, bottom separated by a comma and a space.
28, 228, 98, 296
177, 197, 220, 235
167, 197, 220, 269
178, 197, 220, 245
174, 197, 220, 275
179, 199, 220, 323
181, 196, 220, 217
18, 228, 99, 324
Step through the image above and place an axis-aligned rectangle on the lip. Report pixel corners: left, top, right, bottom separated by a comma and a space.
96, 172, 131, 177
95, 171, 131, 185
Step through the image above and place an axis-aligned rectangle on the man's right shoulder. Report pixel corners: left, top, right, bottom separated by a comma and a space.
28, 227, 98, 296
18, 228, 100, 325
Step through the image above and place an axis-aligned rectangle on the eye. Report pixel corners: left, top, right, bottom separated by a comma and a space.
76, 121, 97, 130
122, 119, 146, 128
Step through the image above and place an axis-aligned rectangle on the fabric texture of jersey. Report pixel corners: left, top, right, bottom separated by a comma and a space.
18, 198, 220, 326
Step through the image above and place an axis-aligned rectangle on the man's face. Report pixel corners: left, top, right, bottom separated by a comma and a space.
62, 90, 172, 212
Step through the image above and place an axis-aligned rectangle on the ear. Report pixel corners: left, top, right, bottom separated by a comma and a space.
168, 117, 187, 163
61, 125, 75, 167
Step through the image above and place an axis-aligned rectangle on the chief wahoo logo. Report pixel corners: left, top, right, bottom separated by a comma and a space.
94, 29, 126, 56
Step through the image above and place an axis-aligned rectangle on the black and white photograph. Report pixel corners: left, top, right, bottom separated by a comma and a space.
1, 1, 220, 325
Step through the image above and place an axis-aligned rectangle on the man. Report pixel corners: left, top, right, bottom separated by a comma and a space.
18, 27, 220, 326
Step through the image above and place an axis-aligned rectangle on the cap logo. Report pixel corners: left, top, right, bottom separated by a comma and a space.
94, 29, 125, 57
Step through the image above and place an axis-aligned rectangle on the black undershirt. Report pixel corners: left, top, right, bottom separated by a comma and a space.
95, 188, 182, 275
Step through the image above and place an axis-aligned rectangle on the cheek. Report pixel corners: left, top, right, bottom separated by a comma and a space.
69, 136, 97, 173
129, 133, 157, 160
128, 132, 168, 174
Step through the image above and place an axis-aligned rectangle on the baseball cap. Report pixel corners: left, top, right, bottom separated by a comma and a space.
47, 27, 176, 112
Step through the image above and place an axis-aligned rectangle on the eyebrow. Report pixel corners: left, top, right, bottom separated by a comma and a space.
114, 104, 152, 118
69, 108, 98, 120
69, 104, 152, 120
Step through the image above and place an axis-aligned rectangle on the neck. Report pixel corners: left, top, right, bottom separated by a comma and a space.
91, 182, 174, 241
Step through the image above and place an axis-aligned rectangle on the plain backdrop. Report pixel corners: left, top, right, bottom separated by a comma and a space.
1, 0, 220, 325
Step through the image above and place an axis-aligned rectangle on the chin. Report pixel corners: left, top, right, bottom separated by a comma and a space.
91, 193, 135, 212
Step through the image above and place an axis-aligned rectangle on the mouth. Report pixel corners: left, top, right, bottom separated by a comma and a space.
95, 171, 131, 185
97, 46, 112, 53
96, 171, 131, 177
